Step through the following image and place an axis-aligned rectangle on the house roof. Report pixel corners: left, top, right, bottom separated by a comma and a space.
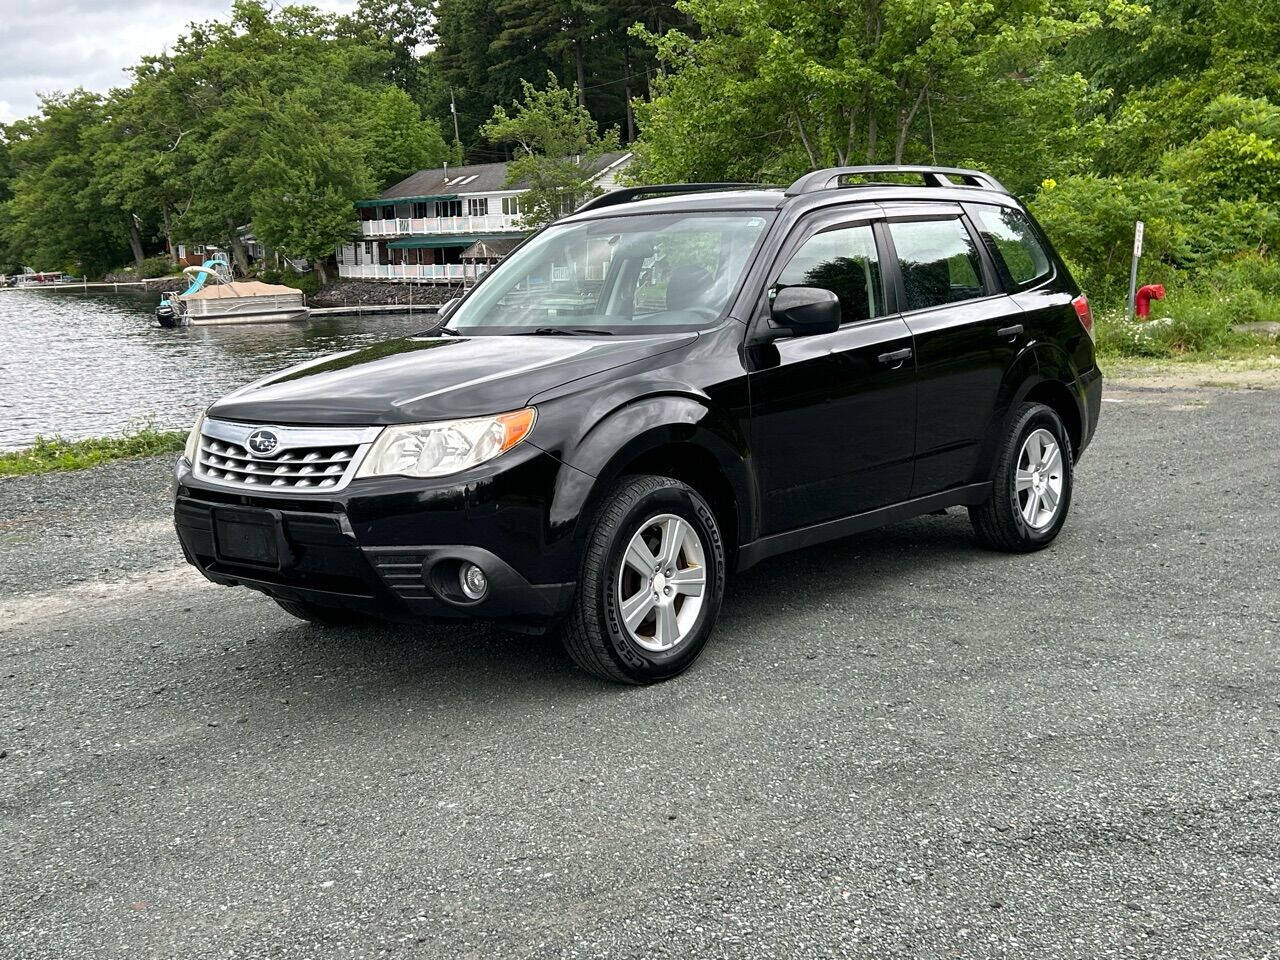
376, 152, 633, 203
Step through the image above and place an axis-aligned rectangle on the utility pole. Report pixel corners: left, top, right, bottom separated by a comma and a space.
450, 89, 461, 144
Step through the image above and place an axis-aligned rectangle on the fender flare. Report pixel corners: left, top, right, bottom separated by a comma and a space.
544, 392, 757, 551
979, 342, 1086, 475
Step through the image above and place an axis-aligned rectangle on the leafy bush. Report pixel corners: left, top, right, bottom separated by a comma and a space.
1030, 175, 1190, 298
260, 267, 320, 296
138, 255, 175, 279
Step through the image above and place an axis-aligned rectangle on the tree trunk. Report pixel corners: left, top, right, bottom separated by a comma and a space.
866, 114, 878, 162
161, 206, 176, 265
127, 217, 145, 270
623, 44, 636, 142
226, 219, 249, 276
314, 260, 328, 286
894, 84, 930, 164
574, 39, 587, 107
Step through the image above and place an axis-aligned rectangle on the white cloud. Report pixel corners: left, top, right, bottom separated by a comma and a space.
0, 0, 358, 123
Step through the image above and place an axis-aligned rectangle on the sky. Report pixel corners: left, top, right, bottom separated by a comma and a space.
0, 0, 357, 124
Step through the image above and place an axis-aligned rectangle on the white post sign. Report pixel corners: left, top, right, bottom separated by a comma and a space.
1126, 219, 1145, 322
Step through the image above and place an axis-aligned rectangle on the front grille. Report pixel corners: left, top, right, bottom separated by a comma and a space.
199, 438, 356, 489
194, 419, 381, 492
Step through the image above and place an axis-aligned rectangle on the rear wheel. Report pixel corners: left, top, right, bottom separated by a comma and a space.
970, 402, 1074, 552
275, 598, 365, 626
562, 475, 726, 684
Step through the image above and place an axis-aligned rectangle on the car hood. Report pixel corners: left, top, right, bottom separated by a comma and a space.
208, 333, 696, 425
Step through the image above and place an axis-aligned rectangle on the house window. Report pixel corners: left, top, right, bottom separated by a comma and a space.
381, 205, 395, 220
412, 202, 430, 218
437, 199, 462, 218
468, 198, 488, 217
364, 242, 373, 260
502, 196, 521, 216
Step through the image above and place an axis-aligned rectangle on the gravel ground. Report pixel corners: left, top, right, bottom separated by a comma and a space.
1, 377, 1277, 959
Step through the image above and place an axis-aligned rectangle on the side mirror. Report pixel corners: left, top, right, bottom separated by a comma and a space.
770, 286, 840, 336
438, 297, 460, 318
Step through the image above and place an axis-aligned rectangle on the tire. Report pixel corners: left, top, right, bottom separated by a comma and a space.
969, 401, 1074, 553
562, 475, 727, 684
275, 598, 365, 626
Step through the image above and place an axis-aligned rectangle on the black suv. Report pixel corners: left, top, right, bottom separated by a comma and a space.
174, 166, 1102, 684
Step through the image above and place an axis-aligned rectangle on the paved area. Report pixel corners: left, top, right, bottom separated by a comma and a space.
1, 377, 1277, 958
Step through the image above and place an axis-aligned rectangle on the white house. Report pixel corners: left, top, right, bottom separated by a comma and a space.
337, 152, 633, 283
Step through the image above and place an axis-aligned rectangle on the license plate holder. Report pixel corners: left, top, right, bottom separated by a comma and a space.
212, 507, 290, 570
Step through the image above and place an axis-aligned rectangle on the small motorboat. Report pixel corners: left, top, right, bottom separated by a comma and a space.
156, 258, 309, 327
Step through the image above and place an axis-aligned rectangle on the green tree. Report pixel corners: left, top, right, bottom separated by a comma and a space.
629, 0, 1141, 191
358, 86, 452, 188
481, 74, 622, 226
3, 92, 131, 276
248, 98, 374, 285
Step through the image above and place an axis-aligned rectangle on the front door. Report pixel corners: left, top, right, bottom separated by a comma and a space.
749, 217, 917, 535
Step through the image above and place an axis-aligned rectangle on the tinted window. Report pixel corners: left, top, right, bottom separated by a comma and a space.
971, 206, 1051, 288
888, 219, 985, 311
775, 224, 884, 323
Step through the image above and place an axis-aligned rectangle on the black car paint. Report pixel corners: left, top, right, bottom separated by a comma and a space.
174, 182, 1102, 626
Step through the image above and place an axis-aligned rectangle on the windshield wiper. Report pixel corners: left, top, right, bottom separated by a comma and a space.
515, 326, 615, 336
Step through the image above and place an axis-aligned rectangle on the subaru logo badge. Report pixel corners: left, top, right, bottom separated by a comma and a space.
247, 429, 279, 456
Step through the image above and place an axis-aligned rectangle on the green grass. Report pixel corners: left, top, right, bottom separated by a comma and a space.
1093, 292, 1280, 362
0, 427, 185, 476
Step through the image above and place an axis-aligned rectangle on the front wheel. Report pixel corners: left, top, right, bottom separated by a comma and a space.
562, 475, 726, 684
969, 402, 1074, 552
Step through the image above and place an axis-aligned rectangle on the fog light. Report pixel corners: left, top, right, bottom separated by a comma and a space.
459, 563, 488, 600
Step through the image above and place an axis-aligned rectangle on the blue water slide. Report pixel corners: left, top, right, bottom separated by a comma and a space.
181, 257, 230, 296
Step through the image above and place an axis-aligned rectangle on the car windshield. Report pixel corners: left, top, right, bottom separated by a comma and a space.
444, 211, 771, 335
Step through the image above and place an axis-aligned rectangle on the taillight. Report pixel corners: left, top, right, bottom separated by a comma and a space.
1072, 294, 1094, 341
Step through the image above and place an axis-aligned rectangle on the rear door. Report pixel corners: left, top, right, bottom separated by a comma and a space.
748, 211, 917, 534
880, 207, 1020, 496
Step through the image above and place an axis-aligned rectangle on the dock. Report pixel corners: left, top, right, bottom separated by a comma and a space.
309, 303, 439, 317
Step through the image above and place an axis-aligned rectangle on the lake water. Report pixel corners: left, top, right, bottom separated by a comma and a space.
0, 288, 432, 450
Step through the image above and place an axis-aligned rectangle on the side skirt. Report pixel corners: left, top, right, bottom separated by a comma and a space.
735, 482, 992, 571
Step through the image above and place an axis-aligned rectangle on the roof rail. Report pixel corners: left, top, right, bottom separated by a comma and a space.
575, 182, 770, 213
784, 166, 1007, 196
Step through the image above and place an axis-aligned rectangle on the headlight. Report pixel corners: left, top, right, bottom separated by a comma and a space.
183, 411, 206, 464
356, 408, 536, 479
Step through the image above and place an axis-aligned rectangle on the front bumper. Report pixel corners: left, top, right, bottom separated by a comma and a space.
173, 445, 579, 625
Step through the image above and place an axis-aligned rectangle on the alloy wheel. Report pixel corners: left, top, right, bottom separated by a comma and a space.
1015, 428, 1064, 530
616, 514, 707, 652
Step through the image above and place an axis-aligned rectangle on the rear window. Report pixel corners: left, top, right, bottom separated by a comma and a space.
886, 218, 986, 311
971, 206, 1052, 289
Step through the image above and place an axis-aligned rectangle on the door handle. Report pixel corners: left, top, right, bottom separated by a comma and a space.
997, 324, 1024, 338
877, 347, 913, 366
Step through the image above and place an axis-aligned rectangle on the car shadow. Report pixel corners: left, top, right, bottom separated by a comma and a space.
241, 511, 986, 708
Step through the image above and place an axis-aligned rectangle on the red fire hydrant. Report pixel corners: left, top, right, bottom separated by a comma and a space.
1135, 283, 1166, 319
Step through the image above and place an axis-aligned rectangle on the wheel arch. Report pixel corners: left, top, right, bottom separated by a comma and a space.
1020, 342, 1087, 455
547, 394, 756, 563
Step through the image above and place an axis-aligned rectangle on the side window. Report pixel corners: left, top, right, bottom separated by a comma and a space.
774, 223, 884, 323
970, 206, 1051, 289
887, 218, 985, 311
